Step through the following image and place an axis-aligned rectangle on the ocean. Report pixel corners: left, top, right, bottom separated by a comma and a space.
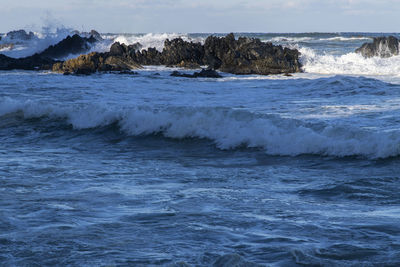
1, 32, 400, 266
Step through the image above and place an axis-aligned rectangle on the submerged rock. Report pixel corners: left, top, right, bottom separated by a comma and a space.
170, 69, 222, 78
355, 36, 399, 58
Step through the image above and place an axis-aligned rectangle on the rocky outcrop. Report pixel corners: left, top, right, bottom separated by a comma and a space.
88, 30, 103, 41
1, 32, 301, 76
6, 29, 34, 40
39, 34, 97, 59
356, 36, 399, 58
162, 38, 204, 67
204, 33, 301, 75
132, 33, 301, 75
170, 69, 222, 78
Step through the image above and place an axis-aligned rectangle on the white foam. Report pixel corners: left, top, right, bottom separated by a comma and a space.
321, 37, 371, 42
300, 46, 400, 76
0, 27, 74, 58
110, 33, 205, 52
1, 97, 399, 159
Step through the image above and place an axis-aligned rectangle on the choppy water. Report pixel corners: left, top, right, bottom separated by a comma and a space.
1, 32, 400, 266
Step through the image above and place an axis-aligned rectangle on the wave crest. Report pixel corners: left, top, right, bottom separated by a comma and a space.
1, 97, 400, 159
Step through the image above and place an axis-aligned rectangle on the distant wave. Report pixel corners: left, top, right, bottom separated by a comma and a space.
108, 33, 205, 51
1, 97, 399, 159
300, 46, 400, 76
265, 36, 371, 43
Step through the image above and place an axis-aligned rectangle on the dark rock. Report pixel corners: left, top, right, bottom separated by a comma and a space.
203, 33, 301, 75
170, 68, 221, 78
109, 42, 127, 56
118, 70, 138, 75
162, 38, 204, 66
356, 36, 399, 58
0, 53, 56, 70
128, 42, 142, 52
6, 29, 34, 40
39, 34, 98, 59
89, 30, 103, 41
135, 33, 301, 75
195, 69, 222, 78
132, 47, 163, 65
170, 70, 194, 78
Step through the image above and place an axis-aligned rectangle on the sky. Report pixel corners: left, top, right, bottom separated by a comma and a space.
1, 0, 399, 33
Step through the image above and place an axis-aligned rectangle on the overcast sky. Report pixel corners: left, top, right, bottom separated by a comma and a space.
1, 0, 399, 33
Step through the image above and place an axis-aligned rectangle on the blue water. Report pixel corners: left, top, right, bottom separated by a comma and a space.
1, 33, 400, 266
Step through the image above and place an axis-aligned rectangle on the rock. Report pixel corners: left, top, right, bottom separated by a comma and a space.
89, 30, 103, 41
355, 36, 399, 58
170, 68, 221, 78
204, 33, 302, 75
39, 34, 97, 59
118, 70, 138, 75
6, 29, 34, 40
104, 55, 140, 70
135, 33, 301, 75
129, 42, 142, 52
195, 69, 222, 78
0, 53, 56, 70
52, 51, 141, 74
162, 38, 204, 66
170, 70, 194, 78
132, 47, 163, 65
109, 42, 127, 56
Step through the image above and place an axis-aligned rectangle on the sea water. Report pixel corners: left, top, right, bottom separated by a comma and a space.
0, 32, 400, 266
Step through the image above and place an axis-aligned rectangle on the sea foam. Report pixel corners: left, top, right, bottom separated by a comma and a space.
1, 97, 399, 159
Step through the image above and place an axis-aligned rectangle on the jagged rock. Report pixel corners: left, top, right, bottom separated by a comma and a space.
89, 30, 103, 41
162, 38, 204, 66
6, 29, 34, 40
355, 36, 399, 58
170, 69, 221, 78
135, 33, 301, 75
132, 47, 163, 65
52, 52, 141, 74
204, 33, 301, 75
39, 34, 97, 59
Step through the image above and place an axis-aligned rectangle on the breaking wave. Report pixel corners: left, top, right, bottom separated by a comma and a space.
2, 97, 400, 159
300, 46, 400, 76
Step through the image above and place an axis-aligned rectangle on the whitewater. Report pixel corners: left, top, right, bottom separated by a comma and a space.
1, 31, 400, 266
